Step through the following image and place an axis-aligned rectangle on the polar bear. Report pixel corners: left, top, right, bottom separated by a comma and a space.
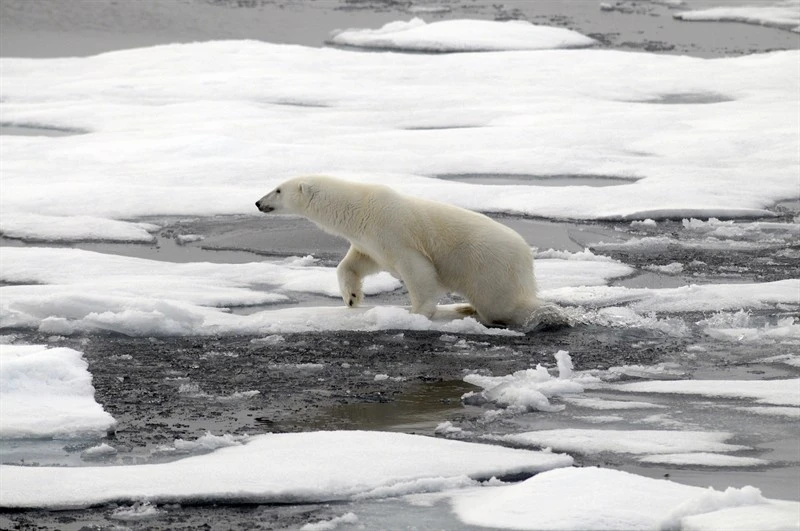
256, 176, 548, 327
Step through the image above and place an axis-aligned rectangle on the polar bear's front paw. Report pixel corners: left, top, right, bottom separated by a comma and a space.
343, 289, 363, 308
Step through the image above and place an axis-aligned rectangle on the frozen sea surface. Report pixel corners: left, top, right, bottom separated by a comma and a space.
1, 1, 799, 530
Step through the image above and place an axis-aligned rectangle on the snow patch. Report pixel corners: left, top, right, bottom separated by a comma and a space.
0, 431, 573, 509
674, 1, 800, 32
0, 344, 116, 439
611, 378, 800, 406
445, 467, 797, 531
329, 18, 596, 52
493, 429, 748, 455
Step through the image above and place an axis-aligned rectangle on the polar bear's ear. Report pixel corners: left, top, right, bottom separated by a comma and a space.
297, 181, 313, 198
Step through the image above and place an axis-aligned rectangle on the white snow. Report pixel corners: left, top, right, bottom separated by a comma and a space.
0, 213, 158, 242
1, 247, 638, 336
560, 396, 667, 410
674, 1, 800, 32
679, 500, 800, 531
0, 42, 798, 240
698, 312, 800, 344
301, 512, 359, 531
172, 432, 248, 453
109, 501, 161, 521
638, 453, 769, 467
445, 466, 799, 530
0, 430, 573, 509
493, 429, 749, 455
81, 442, 118, 460
611, 378, 800, 407
0, 344, 116, 439
329, 18, 597, 52
544, 279, 800, 313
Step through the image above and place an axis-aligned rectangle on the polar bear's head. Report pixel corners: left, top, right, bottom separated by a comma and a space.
255, 178, 312, 215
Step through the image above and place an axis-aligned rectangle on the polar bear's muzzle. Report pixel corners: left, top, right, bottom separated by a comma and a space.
255, 200, 274, 213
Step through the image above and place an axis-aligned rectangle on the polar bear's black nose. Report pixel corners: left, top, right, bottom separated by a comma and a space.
255, 200, 261, 209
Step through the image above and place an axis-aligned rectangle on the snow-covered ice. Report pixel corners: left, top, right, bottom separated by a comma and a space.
0, 213, 158, 243
0, 246, 635, 336
674, 1, 800, 33
0, 344, 116, 439
0, 430, 573, 509
611, 378, 800, 407
329, 18, 597, 52
444, 466, 799, 531
1, 42, 798, 241
493, 428, 749, 455
638, 453, 769, 467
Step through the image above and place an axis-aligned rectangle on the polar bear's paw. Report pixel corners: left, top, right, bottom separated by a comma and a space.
338, 272, 363, 308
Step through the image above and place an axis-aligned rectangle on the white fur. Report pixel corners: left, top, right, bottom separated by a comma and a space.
256, 176, 542, 326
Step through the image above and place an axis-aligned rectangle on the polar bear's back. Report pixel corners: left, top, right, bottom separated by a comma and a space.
387, 190, 538, 313
301, 176, 538, 324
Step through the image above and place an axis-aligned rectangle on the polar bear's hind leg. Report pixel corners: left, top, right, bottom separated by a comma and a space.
394, 252, 444, 318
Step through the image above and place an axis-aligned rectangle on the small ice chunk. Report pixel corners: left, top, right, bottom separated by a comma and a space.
301, 512, 359, 531
329, 18, 596, 52
81, 443, 117, 460
639, 453, 768, 467
110, 501, 161, 521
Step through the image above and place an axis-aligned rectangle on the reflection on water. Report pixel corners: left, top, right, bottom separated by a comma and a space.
313, 380, 479, 432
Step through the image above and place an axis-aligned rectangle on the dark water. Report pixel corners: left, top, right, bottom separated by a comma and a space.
1, 0, 798, 59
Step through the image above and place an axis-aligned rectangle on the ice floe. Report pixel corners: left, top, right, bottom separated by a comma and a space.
1, 42, 798, 242
610, 378, 800, 407
444, 466, 799, 531
492, 428, 749, 455
0, 213, 158, 243
0, 430, 573, 509
544, 280, 800, 313
0, 246, 634, 336
0, 344, 116, 439
674, 0, 800, 32
329, 18, 597, 52
638, 453, 769, 467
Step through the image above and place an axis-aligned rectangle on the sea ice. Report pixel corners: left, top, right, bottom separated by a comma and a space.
0, 246, 639, 336
611, 378, 800, 406
492, 428, 749, 455
0, 344, 116, 439
1, 42, 797, 241
638, 453, 769, 467
0, 213, 158, 242
444, 466, 798, 530
674, 0, 800, 32
0, 430, 573, 509
329, 18, 597, 52
462, 351, 597, 412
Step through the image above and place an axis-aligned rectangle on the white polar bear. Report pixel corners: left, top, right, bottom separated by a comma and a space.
256, 176, 548, 327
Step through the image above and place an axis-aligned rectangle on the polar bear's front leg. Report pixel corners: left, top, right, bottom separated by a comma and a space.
395, 252, 443, 318
337, 246, 381, 308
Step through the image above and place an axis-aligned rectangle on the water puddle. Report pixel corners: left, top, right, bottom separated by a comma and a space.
312, 380, 477, 432
0, 122, 87, 136
434, 173, 638, 187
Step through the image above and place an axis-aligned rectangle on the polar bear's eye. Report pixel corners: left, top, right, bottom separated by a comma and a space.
276, 188, 281, 194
